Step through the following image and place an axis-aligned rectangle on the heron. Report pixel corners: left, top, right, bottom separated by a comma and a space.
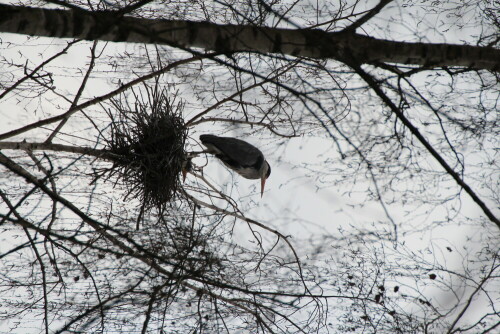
199, 134, 271, 197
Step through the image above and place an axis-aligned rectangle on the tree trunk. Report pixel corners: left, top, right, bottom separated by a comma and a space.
1, 4, 498, 72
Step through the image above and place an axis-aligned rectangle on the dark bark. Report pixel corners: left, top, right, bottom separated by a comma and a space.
0, 4, 499, 71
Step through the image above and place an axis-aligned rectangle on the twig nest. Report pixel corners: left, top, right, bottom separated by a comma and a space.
102, 83, 187, 212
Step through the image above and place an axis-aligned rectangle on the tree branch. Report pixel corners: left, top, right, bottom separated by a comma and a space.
447, 259, 499, 333
352, 65, 500, 228
0, 56, 202, 141
45, 40, 99, 143
0, 152, 309, 332
0, 141, 118, 160
0, 40, 79, 100
344, 0, 394, 32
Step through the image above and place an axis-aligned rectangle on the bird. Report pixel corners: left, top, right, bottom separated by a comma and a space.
199, 134, 271, 197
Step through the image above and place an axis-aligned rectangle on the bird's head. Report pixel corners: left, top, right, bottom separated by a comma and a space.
260, 161, 271, 197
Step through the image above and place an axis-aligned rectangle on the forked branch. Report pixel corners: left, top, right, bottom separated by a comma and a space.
352, 65, 500, 228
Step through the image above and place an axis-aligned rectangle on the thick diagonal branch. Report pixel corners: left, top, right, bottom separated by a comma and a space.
353, 66, 499, 228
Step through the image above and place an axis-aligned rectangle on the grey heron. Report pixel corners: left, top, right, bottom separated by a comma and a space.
199, 134, 271, 197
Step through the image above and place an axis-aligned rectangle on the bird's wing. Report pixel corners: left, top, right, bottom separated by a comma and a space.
200, 135, 264, 168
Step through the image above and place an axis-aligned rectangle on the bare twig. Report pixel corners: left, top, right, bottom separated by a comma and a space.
0, 40, 79, 100
0, 141, 119, 160
352, 65, 500, 228
344, 0, 394, 32
23, 228, 50, 334
185, 60, 299, 127
46, 40, 99, 143
0, 56, 203, 141
447, 258, 499, 334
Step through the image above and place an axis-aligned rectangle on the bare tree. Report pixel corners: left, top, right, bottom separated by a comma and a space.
0, 0, 498, 333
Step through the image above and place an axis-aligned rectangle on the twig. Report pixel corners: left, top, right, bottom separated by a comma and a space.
344, 0, 394, 32
0, 141, 120, 161
0, 56, 203, 141
0, 40, 79, 100
45, 40, 99, 143
352, 65, 499, 228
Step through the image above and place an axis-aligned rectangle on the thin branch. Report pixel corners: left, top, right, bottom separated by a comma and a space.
0, 141, 118, 160
400, 76, 465, 174
0, 152, 137, 254
141, 286, 160, 334
352, 65, 500, 228
45, 40, 99, 143
188, 117, 297, 138
344, 0, 394, 32
42, 0, 87, 12
0, 40, 79, 100
447, 258, 498, 334
54, 288, 141, 334
23, 228, 50, 334
0, 55, 204, 141
183, 186, 313, 297
185, 60, 299, 126
117, 0, 155, 15
483, 321, 500, 334
0, 213, 127, 258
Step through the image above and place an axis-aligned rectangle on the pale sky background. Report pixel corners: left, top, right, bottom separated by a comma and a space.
0, 0, 498, 332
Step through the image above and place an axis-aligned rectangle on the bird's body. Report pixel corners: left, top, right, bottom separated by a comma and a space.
200, 134, 271, 196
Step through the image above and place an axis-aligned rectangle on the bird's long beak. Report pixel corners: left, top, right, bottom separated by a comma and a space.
260, 177, 266, 198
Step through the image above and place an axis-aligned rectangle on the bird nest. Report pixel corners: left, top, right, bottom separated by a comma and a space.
98, 83, 187, 214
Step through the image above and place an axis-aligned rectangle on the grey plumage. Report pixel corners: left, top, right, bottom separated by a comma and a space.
200, 134, 271, 196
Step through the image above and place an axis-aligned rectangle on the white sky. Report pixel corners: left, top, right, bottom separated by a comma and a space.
0, 0, 498, 332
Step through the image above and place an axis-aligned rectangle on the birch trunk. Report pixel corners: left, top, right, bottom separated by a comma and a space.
1, 4, 498, 71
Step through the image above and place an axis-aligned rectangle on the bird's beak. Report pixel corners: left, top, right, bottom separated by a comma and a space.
182, 168, 187, 183
260, 177, 266, 197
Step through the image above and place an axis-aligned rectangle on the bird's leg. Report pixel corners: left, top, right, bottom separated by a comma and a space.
186, 150, 210, 157
181, 157, 193, 183
181, 154, 209, 182
182, 150, 212, 181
